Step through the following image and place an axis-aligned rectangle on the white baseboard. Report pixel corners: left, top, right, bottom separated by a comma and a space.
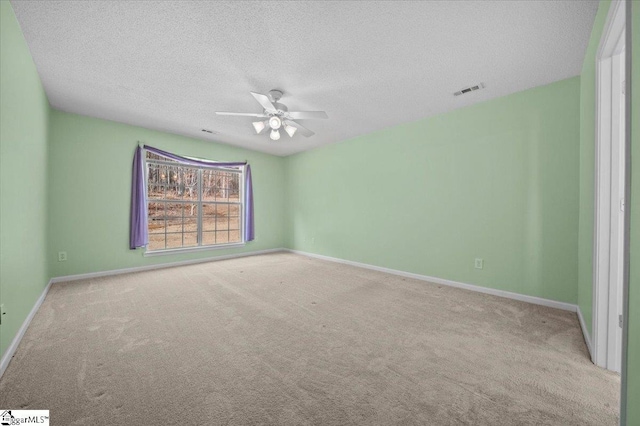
285, 249, 578, 313
577, 305, 593, 360
51, 247, 285, 283
2, 247, 583, 379
0, 279, 53, 378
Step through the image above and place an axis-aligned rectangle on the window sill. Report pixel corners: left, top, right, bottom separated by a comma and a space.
143, 242, 246, 257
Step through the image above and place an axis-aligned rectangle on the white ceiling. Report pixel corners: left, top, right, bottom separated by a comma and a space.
11, 1, 598, 157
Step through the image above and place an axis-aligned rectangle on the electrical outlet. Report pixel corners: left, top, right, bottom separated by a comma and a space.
58, 251, 67, 262
474, 258, 483, 269
0, 303, 6, 325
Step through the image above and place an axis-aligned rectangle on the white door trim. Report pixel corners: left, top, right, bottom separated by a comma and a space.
593, 0, 626, 371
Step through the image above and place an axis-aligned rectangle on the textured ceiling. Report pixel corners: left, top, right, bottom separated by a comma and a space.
11, 1, 598, 156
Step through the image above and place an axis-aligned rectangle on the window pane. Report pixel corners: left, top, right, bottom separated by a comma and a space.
202, 231, 216, 246
229, 203, 240, 232
216, 231, 230, 244
147, 163, 164, 199
183, 217, 198, 234
229, 173, 240, 202
202, 216, 215, 232
201, 203, 217, 216
201, 170, 241, 203
216, 218, 229, 231
216, 204, 229, 230
202, 170, 216, 202
148, 233, 165, 251
147, 162, 199, 201
171, 166, 199, 201
218, 172, 230, 202
229, 230, 241, 243
202, 203, 216, 232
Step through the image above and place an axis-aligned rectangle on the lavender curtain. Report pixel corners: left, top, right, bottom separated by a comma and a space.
129, 146, 148, 249
244, 165, 254, 242
129, 145, 255, 250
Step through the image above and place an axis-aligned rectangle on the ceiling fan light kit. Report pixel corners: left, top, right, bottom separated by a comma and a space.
268, 116, 282, 130
216, 89, 328, 141
252, 120, 266, 134
284, 123, 297, 137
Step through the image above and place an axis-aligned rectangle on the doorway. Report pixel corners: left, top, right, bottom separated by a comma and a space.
593, 0, 626, 373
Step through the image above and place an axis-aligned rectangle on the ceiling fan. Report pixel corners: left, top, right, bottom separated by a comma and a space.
216, 90, 328, 141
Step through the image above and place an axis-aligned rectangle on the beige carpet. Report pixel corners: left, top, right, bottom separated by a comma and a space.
0, 252, 619, 425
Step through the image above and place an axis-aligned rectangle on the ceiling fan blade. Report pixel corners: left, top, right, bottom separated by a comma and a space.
287, 111, 328, 120
215, 112, 268, 117
250, 92, 277, 112
284, 120, 315, 137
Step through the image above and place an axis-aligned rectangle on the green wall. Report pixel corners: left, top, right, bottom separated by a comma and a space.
3, 1, 639, 420
286, 77, 581, 304
47, 110, 287, 277
577, 0, 611, 338
624, 1, 639, 423
0, 1, 50, 356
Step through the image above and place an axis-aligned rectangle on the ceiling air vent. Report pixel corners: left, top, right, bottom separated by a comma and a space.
201, 129, 216, 134
454, 83, 485, 97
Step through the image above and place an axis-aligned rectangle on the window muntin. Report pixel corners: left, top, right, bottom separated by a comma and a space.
145, 152, 243, 252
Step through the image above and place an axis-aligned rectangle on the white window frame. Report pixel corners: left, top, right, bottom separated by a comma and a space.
143, 153, 245, 256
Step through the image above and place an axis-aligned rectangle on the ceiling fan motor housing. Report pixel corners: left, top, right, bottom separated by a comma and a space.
268, 102, 288, 116
268, 90, 284, 103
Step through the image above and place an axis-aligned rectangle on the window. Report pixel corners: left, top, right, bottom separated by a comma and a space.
145, 152, 244, 252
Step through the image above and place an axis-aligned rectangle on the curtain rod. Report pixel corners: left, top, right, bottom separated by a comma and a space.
138, 142, 248, 165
